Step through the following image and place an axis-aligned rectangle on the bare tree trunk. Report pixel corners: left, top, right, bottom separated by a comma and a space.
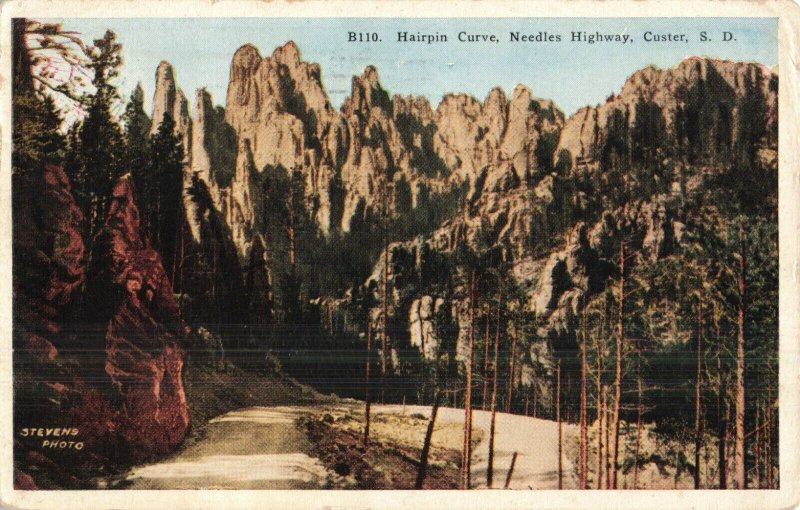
415, 393, 440, 489
461, 272, 476, 490
611, 241, 625, 490
557, 359, 563, 490
177, 218, 186, 319
596, 336, 604, 490
504, 452, 518, 489
487, 293, 501, 488
286, 189, 297, 268
506, 327, 517, 413
735, 222, 746, 489
755, 400, 761, 489
381, 229, 389, 405
715, 303, 727, 489
725, 400, 732, 488
482, 309, 490, 411
533, 385, 537, 419
766, 379, 772, 488
634, 376, 643, 489
580, 305, 588, 489
605, 386, 612, 489
364, 322, 372, 447
695, 296, 703, 490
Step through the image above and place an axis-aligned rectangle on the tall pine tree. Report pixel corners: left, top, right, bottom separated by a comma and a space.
147, 114, 185, 281
123, 82, 152, 200
74, 30, 125, 238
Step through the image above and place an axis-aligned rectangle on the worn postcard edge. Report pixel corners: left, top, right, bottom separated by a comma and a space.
0, 1, 798, 509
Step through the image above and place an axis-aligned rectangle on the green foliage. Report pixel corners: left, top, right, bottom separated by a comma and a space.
532, 130, 560, 180
146, 114, 185, 272
12, 92, 65, 173
676, 65, 735, 164
70, 30, 125, 237
394, 176, 413, 214
123, 83, 151, 201
395, 112, 450, 178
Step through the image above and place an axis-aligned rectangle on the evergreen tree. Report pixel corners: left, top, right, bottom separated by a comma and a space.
12, 92, 65, 173
74, 30, 125, 237
123, 83, 152, 200
148, 114, 185, 279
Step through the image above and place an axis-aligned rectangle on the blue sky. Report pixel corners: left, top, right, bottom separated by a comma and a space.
47, 17, 778, 117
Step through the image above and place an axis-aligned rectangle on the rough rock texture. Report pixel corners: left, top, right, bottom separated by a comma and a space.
409, 295, 443, 360
13, 163, 88, 489
151, 60, 192, 161
556, 57, 778, 168
13, 167, 192, 488
82, 178, 191, 460
353, 56, 776, 367
13, 163, 87, 360
153, 48, 776, 374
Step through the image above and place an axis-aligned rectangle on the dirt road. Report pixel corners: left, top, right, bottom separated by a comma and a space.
118, 404, 575, 489
121, 406, 333, 489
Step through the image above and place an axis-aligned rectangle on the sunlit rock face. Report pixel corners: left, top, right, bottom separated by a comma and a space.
154, 50, 777, 374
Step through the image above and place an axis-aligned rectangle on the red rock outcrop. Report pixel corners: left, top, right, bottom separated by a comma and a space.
13, 163, 90, 489
81, 177, 190, 460
13, 163, 87, 360
14, 167, 191, 488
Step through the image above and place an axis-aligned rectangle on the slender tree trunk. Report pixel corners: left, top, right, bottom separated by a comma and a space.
381, 229, 389, 405
716, 303, 727, 489
735, 222, 746, 489
634, 376, 643, 489
487, 297, 501, 488
611, 241, 625, 489
755, 401, 761, 489
580, 305, 588, 489
533, 385, 537, 419
695, 296, 703, 490
488, 408, 497, 488
596, 337, 604, 490
766, 379, 772, 488
364, 322, 372, 447
605, 386, 612, 489
415, 393, 440, 489
506, 327, 517, 413
725, 400, 732, 488
557, 359, 563, 490
482, 309, 490, 410
461, 272, 476, 490
177, 218, 186, 319
504, 452, 518, 489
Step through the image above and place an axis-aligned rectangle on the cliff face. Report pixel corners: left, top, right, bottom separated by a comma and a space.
82, 178, 191, 459
145, 44, 776, 385
13, 166, 191, 488
556, 57, 778, 169
178, 42, 565, 272
347, 56, 777, 370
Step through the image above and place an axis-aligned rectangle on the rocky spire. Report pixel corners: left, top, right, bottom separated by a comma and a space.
151, 60, 192, 162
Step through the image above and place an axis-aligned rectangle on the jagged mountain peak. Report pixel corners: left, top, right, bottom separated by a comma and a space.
231, 43, 262, 71
556, 56, 778, 168
155, 60, 176, 80
342, 65, 390, 114
271, 40, 302, 66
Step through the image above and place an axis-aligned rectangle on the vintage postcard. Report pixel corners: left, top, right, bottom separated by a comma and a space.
1, 0, 799, 508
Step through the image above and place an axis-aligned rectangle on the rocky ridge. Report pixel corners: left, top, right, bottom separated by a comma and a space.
148, 44, 777, 377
